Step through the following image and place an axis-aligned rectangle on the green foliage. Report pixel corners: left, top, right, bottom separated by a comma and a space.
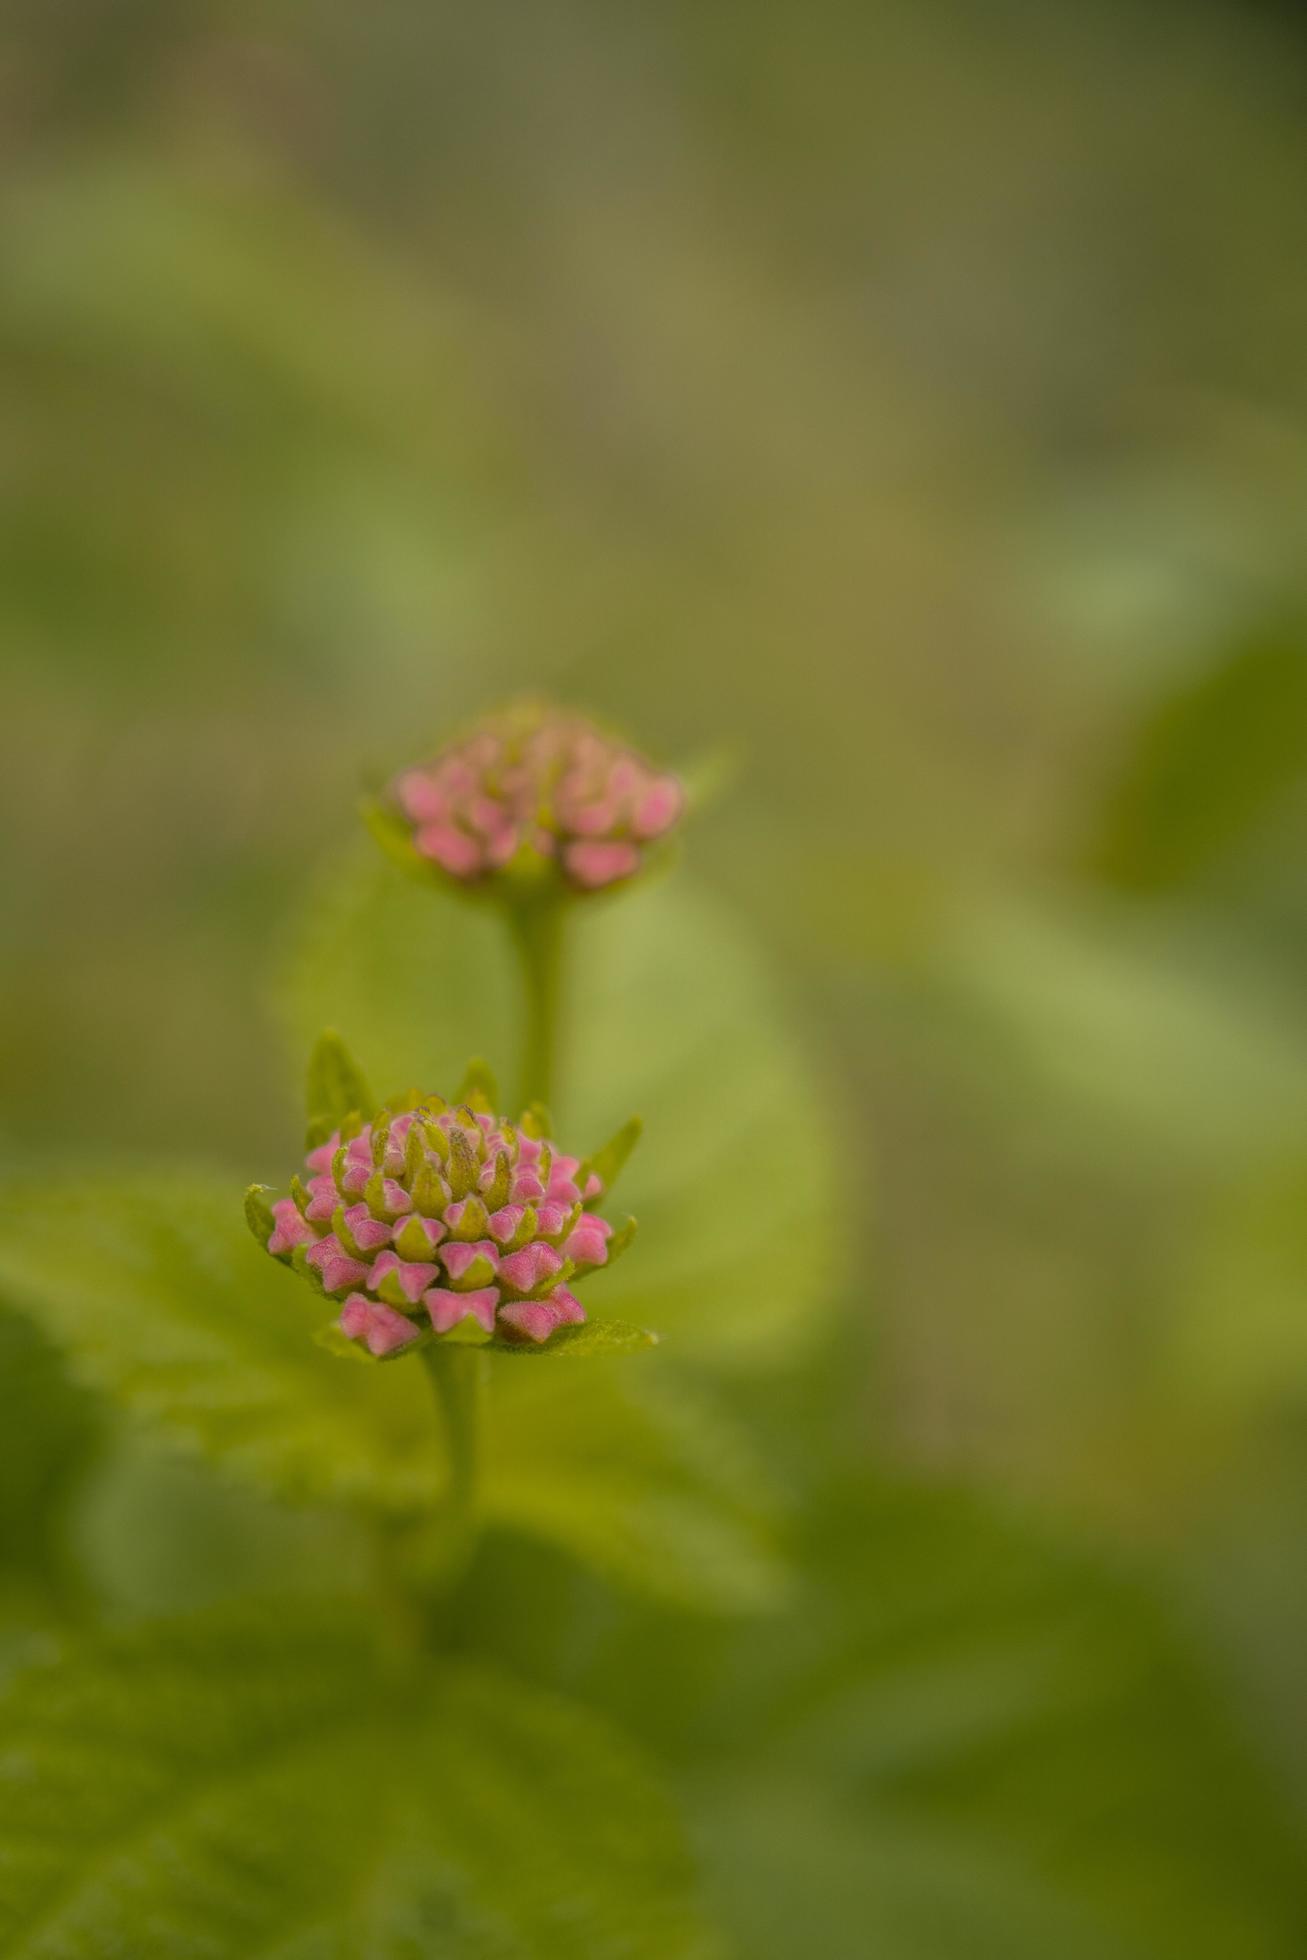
469, 1474, 1307, 1960
305, 1027, 375, 1143
582, 1116, 643, 1197
496, 1317, 657, 1357
0, 1174, 784, 1611
0, 1172, 438, 1511
485, 1362, 790, 1613
1086, 624, 1307, 894
0, 1604, 716, 1958
282, 851, 840, 1365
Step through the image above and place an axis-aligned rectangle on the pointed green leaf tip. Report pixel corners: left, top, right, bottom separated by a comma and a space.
243, 1184, 275, 1246
359, 795, 427, 877
497, 1317, 659, 1357
583, 1115, 643, 1194
453, 1055, 499, 1112
305, 1029, 374, 1145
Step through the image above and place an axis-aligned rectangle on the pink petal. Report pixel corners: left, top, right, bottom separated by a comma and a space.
342, 1203, 392, 1253
306, 1236, 369, 1294
304, 1175, 339, 1223
396, 770, 449, 826
498, 1298, 563, 1344
339, 1294, 420, 1358
416, 823, 484, 878
510, 1170, 546, 1204
370, 1250, 440, 1304
305, 1132, 341, 1174
440, 1239, 500, 1284
425, 1285, 500, 1335
562, 840, 641, 888
632, 775, 684, 840
565, 1215, 611, 1266
550, 1284, 587, 1325
268, 1198, 315, 1257
488, 1204, 525, 1245
498, 1241, 563, 1295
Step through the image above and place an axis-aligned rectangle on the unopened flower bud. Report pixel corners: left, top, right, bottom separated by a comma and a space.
249, 1084, 640, 1354
375, 702, 684, 893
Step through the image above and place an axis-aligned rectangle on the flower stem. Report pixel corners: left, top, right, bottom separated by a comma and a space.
507, 896, 567, 1111
420, 1342, 484, 1591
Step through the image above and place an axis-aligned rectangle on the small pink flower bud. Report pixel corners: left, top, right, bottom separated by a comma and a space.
379, 703, 684, 893
254, 1081, 642, 1350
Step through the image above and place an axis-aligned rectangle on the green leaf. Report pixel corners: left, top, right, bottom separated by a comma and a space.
0, 1174, 785, 1608
1084, 622, 1307, 894
483, 1362, 790, 1613
0, 1604, 718, 1958
306, 1027, 374, 1140
0, 1172, 437, 1512
453, 1055, 499, 1110
495, 1317, 659, 1357
281, 849, 841, 1366
582, 1115, 643, 1196
468, 1473, 1307, 1960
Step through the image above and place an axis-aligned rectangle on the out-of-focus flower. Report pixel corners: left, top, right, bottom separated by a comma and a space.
376, 702, 684, 892
247, 1088, 636, 1355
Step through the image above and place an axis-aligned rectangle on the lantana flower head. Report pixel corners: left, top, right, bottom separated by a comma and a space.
373, 701, 684, 893
248, 1060, 638, 1357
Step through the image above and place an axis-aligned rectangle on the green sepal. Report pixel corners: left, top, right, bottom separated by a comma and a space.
582, 1116, 642, 1195
507, 1204, 539, 1250
446, 1127, 479, 1200
449, 1250, 497, 1291
243, 1184, 276, 1247
290, 1243, 327, 1296
484, 1150, 513, 1210
364, 1170, 406, 1222
448, 1194, 489, 1241
393, 1215, 436, 1261
360, 795, 428, 878
313, 1321, 376, 1364
453, 1057, 499, 1112
375, 1269, 424, 1311
409, 1160, 448, 1216
305, 1030, 375, 1146
437, 1313, 494, 1347
519, 1102, 554, 1140
492, 1318, 660, 1357
332, 1205, 371, 1261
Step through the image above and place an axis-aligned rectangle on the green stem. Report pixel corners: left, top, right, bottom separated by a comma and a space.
507, 897, 567, 1111
420, 1343, 484, 1591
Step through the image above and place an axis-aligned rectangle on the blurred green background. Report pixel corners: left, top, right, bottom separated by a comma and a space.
5, 0, 1307, 1952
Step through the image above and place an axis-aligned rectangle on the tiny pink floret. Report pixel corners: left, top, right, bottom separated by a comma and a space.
340, 1294, 420, 1358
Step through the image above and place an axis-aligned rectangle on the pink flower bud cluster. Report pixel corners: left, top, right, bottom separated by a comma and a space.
262, 1097, 616, 1354
390, 705, 683, 890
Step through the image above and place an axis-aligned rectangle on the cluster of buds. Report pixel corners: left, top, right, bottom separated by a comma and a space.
380, 703, 684, 891
248, 1085, 636, 1356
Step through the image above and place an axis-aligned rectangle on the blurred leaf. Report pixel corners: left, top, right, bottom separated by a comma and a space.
0, 1306, 101, 1586
471, 1475, 1307, 1958
1174, 1157, 1307, 1412
281, 850, 841, 1366
495, 1317, 659, 1357
0, 1604, 717, 1958
0, 1174, 783, 1609
0, 1172, 437, 1511
1086, 625, 1307, 893
305, 1028, 375, 1136
913, 892, 1307, 1168
485, 1362, 791, 1614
